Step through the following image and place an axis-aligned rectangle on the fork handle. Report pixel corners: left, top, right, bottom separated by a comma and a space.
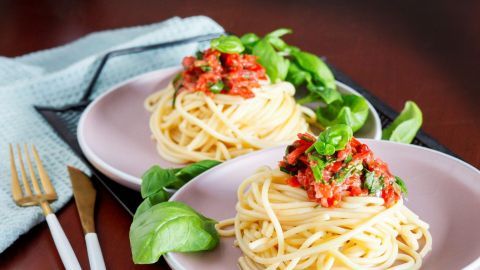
46, 214, 82, 270
85, 233, 106, 270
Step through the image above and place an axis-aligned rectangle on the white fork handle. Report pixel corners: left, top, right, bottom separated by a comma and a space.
46, 213, 82, 270
85, 233, 106, 270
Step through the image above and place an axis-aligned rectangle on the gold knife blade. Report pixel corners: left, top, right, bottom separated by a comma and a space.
68, 166, 96, 234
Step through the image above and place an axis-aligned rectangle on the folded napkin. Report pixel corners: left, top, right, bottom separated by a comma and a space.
0, 16, 224, 253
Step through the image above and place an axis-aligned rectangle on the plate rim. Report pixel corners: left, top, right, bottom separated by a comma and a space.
165, 139, 480, 270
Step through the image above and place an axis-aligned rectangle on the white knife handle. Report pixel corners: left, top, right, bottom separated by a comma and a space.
46, 213, 81, 270
85, 233, 106, 270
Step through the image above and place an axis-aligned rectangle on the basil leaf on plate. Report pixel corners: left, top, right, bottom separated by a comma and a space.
291, 51, 341, 104
382, 101, 423, 144
316, 94, 369, 132
265, 28, 292, 38
175, 160, 221, 182
210, 35, 245, 54
130, 201, 219, 264
140, 166, 181, 199
240, 33, 260, 53
252, 39, 289, 82
286, 62, 312, 87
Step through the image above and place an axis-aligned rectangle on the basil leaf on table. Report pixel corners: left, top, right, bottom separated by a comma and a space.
130, 201, 219, 264
252, 39, 289, 83
316, 94, 369, 132
210, 35, 245, 54
310, 124, 353, 155
382, 101, 423, 144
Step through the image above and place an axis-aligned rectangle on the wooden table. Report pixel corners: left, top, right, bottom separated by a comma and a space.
1, 1, 478, 269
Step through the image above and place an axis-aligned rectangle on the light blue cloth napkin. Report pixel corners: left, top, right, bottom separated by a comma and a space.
0, 16, 224, 253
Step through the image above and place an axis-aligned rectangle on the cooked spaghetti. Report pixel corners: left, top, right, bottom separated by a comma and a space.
217, 167, 431, 270
144, 47, 316, 163
145, 81, 315, 163
216, 127, 432, 270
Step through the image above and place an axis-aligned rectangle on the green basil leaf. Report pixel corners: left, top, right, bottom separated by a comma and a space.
291, 51, 340, 103
240, 33, 260, 53
252, 39, 289, 82
207, 81, 224, 94
140, 166, 181, 199
266, 36, 288, 51
364, 171, 383, 194
316, 94, 369, 132
306, 82, 342, 105
148, 189, 171, 204
175, 160, 221, 182
130, 201, 219, 264
313, 124, 353, 155
286, 62, 312, 87
210, 35, 245, 54
265, 28, 292, 38
395, 176, 408, 196
382, 101, 423, 144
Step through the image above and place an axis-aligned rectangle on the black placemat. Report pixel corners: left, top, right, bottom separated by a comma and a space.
35, 35, 456, 217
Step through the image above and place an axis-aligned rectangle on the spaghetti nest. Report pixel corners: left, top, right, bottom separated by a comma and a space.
216, 167, 432, 270
145, 82, 315, 163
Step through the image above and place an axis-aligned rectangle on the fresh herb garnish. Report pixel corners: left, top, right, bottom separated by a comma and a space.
363, 170, 384, 195
210, 35, 245, 54
382, 101, 423, 144
200, 65, 211, 72
207, 80, 224, 94
394, 176, 408, 196
309, 124, 353, 155
317, 94, 369, 132
172, 73, 183, 107
252, 39, 289, 83
344, 154, 353, 164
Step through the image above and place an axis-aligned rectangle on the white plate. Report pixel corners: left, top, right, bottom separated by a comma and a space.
78, 67, 381, 190
165, 139, 480, 270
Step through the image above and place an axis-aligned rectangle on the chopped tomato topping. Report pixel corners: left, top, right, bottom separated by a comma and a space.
176, 48, 266, 98
279, 133, 403, 207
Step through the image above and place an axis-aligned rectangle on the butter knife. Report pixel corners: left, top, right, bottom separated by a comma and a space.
68, 166, 106, 270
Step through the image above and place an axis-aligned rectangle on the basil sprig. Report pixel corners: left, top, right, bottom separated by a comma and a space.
382, 101, 423, 144
309, 124, 353, 155
240, 29, 342, 104
210, 35, 245, 54
130, 160, 221, 264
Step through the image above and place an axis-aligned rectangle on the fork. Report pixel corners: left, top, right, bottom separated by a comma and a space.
9, 144, 81, 270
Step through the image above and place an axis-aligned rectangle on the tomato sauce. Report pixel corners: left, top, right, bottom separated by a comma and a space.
279, 133, 402, 207
176, 48, 267, 98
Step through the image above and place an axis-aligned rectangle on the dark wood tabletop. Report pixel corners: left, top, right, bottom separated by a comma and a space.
1, 1, 479, 269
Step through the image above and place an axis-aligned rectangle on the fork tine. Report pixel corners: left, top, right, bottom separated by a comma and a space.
24, 144, 42, 195
16, 144, 33, 197
9, 144, 23, 202
32, 145, 56, 196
